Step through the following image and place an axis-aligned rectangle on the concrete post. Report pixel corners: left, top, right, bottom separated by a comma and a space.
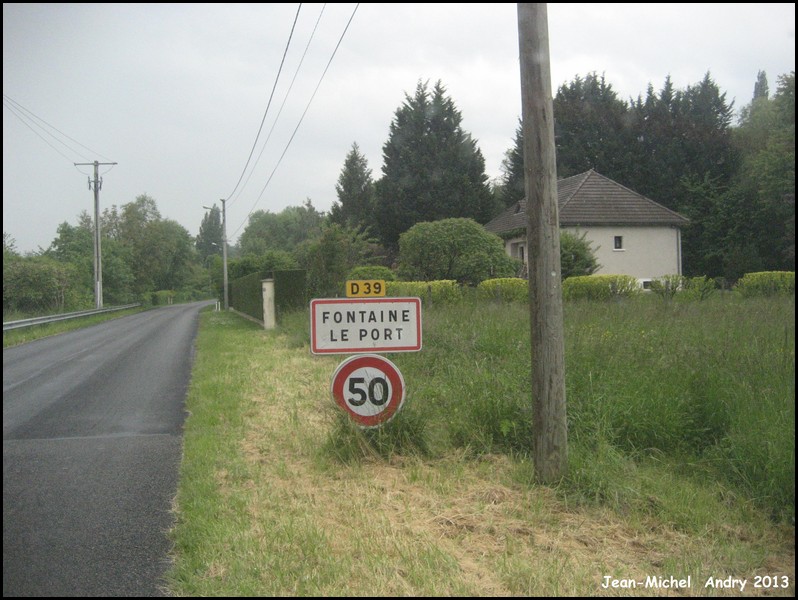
262, 279, 276, 330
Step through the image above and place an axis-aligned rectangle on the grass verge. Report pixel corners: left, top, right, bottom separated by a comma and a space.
166, 298, 794, 596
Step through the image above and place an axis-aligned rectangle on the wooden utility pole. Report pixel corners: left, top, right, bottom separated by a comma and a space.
75, 160, 117, 309
517, 3, 568, 482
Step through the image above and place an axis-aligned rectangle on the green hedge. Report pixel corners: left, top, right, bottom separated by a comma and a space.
273, 270, 307, 318
229, 272, 264, 322
648, 275, 717, 302
386, 280, 463, 304
562, 274, 641, 301
735, 271, 795, 297
477, 278, 528, 303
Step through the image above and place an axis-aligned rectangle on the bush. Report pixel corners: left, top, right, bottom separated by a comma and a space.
151, 290, 175, 306
560, 230, 600, 279
397, 218, 519, 285
386, 280, 463, 304
477, 278, 528, 303
3, 256, 86, 314
562, 274, 641, 301
735, 271, 795, 297
649, 275, 684, 301
683, 275, 717, 301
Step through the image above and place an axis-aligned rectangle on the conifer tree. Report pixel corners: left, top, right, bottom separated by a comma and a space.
196, 205, 223, 263
329, 142, 375, 232
375, 80, 493, 248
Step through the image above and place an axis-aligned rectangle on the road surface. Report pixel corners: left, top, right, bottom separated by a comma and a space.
3, 301, 212, 596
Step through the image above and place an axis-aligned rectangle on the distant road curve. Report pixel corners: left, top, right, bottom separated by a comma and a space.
3, 300, 213, 596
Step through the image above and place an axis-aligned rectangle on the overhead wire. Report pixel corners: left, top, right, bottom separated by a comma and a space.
3, 94, 114, 167
225, 3, 303, 207
228, 4, 327, 208
230, 3, 360, 239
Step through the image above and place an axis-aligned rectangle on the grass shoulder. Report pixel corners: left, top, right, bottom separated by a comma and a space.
167, 298, 794, 596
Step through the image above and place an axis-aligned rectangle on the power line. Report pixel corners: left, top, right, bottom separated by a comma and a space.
231, 3, 359, 239
3, 94, 114, 164
225, 3, 303, 205
229, 4, 327, 208
4, 99, 79, 163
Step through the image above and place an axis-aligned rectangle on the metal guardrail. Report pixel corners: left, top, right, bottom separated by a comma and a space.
3, 304, 141, 332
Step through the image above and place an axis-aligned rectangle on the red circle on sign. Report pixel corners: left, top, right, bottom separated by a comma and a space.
330, 354, 405, 428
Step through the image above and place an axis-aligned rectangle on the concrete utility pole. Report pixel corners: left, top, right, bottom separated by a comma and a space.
517, 3, 568, 482
75, 160, 117, 309
220, 198, 229, 310
203, 200, 229, 310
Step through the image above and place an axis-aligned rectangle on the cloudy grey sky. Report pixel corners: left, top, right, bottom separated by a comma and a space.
3, 3, 795, 254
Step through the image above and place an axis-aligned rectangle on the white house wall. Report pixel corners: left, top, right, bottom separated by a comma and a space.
502, 225, 683, 283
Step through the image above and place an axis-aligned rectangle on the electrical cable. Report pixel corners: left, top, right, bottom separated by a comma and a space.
230, 3, 359, 239
224, 4, 303, 205
3, 94, 113, 164
229, 4, 327, 208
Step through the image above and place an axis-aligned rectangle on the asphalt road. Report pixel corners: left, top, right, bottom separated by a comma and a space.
3, 301, 212, 596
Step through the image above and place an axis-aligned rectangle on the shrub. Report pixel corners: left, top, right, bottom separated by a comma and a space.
649, 275, 685, 301
560, 230, 600, 279
2, 255, 85, 314
151, 290, 175, 306
477, 278, 528, 303
386, 280, 463, 304
683, 275, 717, 301
397, 218, 519, 285
735, 271, 795, 297
562, 274, 641, 301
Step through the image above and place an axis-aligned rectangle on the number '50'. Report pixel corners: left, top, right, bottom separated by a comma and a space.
347, 376, 389, 406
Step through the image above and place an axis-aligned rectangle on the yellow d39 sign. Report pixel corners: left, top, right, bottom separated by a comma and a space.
346, 280, 386, 298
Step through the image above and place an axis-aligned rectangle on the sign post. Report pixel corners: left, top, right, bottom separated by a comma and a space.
330, 354, 406, 428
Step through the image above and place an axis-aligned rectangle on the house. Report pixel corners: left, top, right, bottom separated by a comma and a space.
484, 170, 690, 287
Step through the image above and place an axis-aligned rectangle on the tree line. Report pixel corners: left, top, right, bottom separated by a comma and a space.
4, 196, 206, 315
503, 70, 794, 281
4, 70, 794, 315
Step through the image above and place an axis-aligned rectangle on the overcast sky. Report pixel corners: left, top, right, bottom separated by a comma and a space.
3, 3, 795, 254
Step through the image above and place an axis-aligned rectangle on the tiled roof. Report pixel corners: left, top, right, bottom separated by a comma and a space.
485, 170, 689, 234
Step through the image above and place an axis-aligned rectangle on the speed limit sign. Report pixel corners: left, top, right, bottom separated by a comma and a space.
330, 354, 406, 428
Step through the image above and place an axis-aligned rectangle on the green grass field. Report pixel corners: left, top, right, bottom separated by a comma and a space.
166, 294, 794, 596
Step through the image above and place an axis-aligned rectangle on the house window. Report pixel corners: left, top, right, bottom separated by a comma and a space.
614, 236, 624, 250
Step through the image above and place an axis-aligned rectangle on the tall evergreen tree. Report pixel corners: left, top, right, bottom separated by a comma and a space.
727, 71, 796, 273
753, 70, 769, 100
552, 72, 635, 181
374, 80, 493, 248
628, 73, 737, 213
498, 120, 526, 207
329, 142, 375, 231
196, 205, 223, 263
